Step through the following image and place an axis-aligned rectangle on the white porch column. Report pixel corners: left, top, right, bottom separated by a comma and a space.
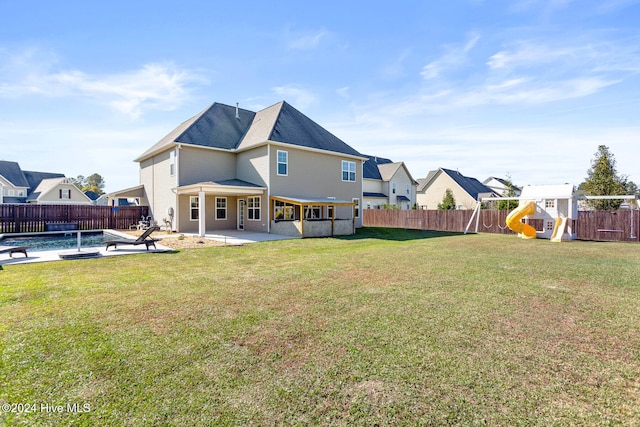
198, 191, 206, 237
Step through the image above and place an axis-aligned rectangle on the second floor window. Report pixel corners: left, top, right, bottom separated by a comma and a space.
392, 182, 397, 194
342, 161, 356, 182
277, 150, 288, 176
406, 184, 410, 195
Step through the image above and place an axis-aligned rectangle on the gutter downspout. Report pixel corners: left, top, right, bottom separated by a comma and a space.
267, 144, 271, 234
175, 145, 181, 232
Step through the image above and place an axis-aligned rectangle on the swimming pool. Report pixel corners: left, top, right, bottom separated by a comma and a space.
0, 231, 117, 251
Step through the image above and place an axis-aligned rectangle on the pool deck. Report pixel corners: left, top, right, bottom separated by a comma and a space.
0, 229, 294, 266
0, 244, 174, 266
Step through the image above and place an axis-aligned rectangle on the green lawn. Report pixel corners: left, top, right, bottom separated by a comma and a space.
1, 228, 639, 426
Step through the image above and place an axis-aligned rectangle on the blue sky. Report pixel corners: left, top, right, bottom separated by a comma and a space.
1, 0, 639, 192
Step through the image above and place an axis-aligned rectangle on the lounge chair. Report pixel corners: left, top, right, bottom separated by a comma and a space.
105, 226, 160, 251
0, 245, 29, 258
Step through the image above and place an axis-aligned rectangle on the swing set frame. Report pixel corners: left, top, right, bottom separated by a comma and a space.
464, 194, 638, 240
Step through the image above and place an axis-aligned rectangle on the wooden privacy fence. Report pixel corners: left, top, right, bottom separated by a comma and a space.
0, 204, 149, 233
363, 209, 640, 242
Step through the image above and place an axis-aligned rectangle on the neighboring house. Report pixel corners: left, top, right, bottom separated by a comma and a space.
27, 177, 92, 204
416, 168, 496, 210
0, 160, 90, 204
123, 101, 367, 237
483, 176, 522, 197
363, 156, 417, 210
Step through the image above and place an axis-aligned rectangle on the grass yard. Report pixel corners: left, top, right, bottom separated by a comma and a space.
1, 228, 639, 426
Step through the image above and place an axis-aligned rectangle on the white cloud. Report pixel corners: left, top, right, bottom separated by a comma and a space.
421, 34, 480, 79
272, 85, 317, 109
286, 28, 329, 50
0, 48, 204, 118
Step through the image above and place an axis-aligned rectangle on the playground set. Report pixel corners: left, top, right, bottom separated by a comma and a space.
465, 184, 638, 242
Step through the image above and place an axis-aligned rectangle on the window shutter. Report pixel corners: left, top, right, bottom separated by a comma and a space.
59, 189, 62, 199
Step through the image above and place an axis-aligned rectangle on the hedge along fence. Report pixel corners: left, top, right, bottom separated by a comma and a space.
0, 204, 149, 234
363, 209, 640, 242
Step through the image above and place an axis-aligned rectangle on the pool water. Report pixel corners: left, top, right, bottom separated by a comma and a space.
0, 231, 115, 251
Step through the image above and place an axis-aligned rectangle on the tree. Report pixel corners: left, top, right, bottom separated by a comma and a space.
497, 174, 519, 210
84, 173, 106, 195
437, 189, 456, 210
69, 173, 106, 195
579, 145, 627, 210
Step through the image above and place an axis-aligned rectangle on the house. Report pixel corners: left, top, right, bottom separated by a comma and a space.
119, 101, 367, 237
363, 156, 417, 210
0, 160, 90, 204
416, 168, 496, 210
483, 176, 521, 197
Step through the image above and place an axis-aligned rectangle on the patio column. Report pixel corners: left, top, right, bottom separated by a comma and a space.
198, 191, 206, 237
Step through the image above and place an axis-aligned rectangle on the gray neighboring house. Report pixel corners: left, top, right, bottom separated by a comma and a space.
363, 156, 417, 210
112, 101, 367, 237
0, 160, 91, 204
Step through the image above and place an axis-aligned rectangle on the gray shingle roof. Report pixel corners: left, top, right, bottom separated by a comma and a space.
23, 171, 65, 191
0, 160, 29, 187
441, 168, 495, 200
267, 102, 362, 157
363, 155, 393, 180
136, 101, 363, 161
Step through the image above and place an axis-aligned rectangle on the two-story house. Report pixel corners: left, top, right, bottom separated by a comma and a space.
0, 160, 90, 204
363, 156, 417, 210
416, 168, 496, 210
127, 101, 367, 237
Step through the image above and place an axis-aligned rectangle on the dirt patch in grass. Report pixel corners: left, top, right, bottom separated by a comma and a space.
118, 229, 226, 249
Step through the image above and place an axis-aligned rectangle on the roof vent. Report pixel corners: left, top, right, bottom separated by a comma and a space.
235, 102, 240, 119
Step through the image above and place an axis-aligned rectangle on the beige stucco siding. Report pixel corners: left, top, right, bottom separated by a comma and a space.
269, 145, 363, 226
416, 173, 476, 210
236, 146, 268, 186
177, 194, 243, 233
139, 149, 178, 226
36, 184, 90, 204
178, 146, 236, 185
388, 168, 416, 209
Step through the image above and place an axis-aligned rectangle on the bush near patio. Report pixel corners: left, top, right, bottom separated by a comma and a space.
1, 228, 639, 426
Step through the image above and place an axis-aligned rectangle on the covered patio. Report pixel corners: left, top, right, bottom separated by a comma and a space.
175, 180, 266, 237
270, 195, 357, 238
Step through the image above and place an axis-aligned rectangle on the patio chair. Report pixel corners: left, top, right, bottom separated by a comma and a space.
0, 245, 29, 258
105, 226, 160, 251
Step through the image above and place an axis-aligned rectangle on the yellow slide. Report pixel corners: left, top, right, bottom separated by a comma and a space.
505, 201, 537, 239
550, 216, 568, 242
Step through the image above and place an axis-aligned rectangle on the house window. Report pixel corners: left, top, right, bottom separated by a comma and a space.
545, 200, 555, 209
392, 182, 397, 194
353, 198, 360, 218
18, 190, 24, 197
277, 150, 288, 176
342, 161, 356, 182
274, 200, 294, 220
304, 206, 321, 219
60, 189, 71, 199
216, 197, 227, 220
190, 196, 199, 221
406, 184, 410, 195
248, 196, 260, 220
546, 221, 554, 231
170, 150, 175, 176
